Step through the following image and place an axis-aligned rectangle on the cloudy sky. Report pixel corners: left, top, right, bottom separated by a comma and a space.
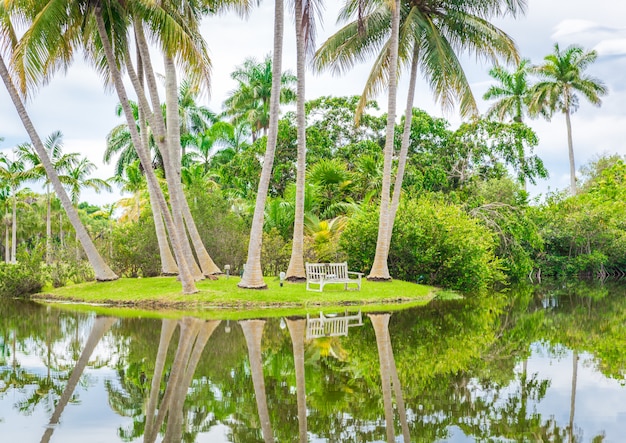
1, 0, 625, 204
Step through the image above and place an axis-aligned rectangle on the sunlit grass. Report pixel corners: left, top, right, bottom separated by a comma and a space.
33, 275, 437, 318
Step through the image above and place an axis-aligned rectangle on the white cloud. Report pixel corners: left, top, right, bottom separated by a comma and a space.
594, 39, 626, 56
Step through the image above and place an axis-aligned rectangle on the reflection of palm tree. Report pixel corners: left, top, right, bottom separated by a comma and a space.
40, 316, 116, 443
369, 313, 410, 443
287, 318, 307, 443
569, 350, 578, 443
240, 320, 274, 442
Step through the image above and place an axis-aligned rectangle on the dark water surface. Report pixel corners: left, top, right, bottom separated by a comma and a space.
1, 281, 625, 442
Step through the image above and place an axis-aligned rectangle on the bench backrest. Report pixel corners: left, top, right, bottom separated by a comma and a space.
326, 262, 348, 279
306, 262, 348, 279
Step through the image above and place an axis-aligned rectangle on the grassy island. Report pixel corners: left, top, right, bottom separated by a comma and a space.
31, 276, 438, 319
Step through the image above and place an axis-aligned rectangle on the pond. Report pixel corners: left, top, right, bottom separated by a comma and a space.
0, 280, 625, 442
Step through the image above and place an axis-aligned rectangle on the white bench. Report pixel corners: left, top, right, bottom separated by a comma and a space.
305, 262, 363, 292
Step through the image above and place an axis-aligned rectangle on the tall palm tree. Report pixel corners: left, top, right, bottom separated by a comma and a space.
529, 43, 607, 195
224, 54, 296, 142
239, 0, 286, 289
286, 0, 324, 282
183, 121, 236, 171
315, 0, 525, 278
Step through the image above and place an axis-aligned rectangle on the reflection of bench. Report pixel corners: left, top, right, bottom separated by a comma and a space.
305, 262, 364, 292
306, 310, 363, 339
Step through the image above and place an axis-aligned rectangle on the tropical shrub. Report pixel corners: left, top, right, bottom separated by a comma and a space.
340, 197, 503, 292
0, 246, 45, 297
110, 214, 161, 278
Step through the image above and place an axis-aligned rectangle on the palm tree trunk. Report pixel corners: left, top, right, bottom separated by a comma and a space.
93, 10, 196, 292
241, 320, 274, 442
286, 0, 307, 282
161, 55, 204, 281
144, 319, 177, 443
137, 107, 179, 275
368, 0, 400, 281
287, 318, 307, 443
388, 44, 419, 246
11, 187, 16, 263
565, 108, 577, 195
4, 208, 9, 263
0, 55, 118, 281
46, 185, 52, 264
369, 314, 395, 443
40, 316, 116, 443
239, 0, 284, 289
388, 335, 410, 442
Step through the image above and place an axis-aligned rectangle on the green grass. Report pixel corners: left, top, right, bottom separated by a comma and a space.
32, 275, 437, 319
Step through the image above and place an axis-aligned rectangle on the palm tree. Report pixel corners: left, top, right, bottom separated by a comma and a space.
239, 0, 286, 289
286, 0, 324, 282
1, 3, 118, 280
224, 54, 296, 142
16, 132, 79, 264
315, 0, 525, 279
483, 59, 534, 190
529, 43, 607, 195
65, 157, 112, 206
484, 59, 533, 123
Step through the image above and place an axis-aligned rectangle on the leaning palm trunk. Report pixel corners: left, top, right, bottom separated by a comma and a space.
93, 10, 196, 292
387, 45, 419, 247
568, 350, 578, 443
0, 56, 118, 280
144, 319, 177, 442
239, 0, 285, 289
241, 320, 274, 443
368, 0, 400, 281
370, 314, 395, 443
287, 318, 307, 443
40, 316, 116, 443
138, 104, 178, 275
286, 0, 307, 282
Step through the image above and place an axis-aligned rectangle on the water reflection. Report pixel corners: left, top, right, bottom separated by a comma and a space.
0, 281, 625, 442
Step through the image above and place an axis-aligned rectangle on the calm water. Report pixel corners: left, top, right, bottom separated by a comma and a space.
0, 281, 625, 442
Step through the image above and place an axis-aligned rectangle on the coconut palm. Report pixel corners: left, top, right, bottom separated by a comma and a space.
239, 0, 286, 289
65, 157, 112, 206
183, 121, 236, 171
224, 54, 296, 142
315, 0, 525, 278
529, 43, 607, 195
484, 59, 533, 123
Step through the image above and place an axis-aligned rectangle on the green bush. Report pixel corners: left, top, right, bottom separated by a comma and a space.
0, 246, 45, 297
110, 214, 161, 278
340, 198, 503, 292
